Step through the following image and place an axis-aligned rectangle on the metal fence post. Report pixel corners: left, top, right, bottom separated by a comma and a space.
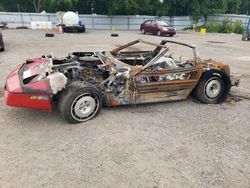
92, 14, 94, 29
127, 16, 129, 30
20, 12, 24, 26
111, 16, 113, 30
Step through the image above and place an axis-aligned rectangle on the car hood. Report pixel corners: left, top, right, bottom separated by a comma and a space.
5, 58, 55, 94
161, 26, 175, 30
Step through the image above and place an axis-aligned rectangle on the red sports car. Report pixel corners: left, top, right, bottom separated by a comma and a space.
140, 20, 176, 37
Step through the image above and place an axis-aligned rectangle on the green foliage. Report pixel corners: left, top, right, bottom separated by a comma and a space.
204, 0, 228, 14
188, 0, 202, 22
0, 3, 4, 11
234, 20, 244, 34
226, 0, 241, 13
220, 18, 234, 33
205, 19, 245, 34
106, 0, 139, 15
205, 22, 221, 33
240, 0, 250, 14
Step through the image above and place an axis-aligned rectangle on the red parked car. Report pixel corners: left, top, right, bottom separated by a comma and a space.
140, 20, 176, 37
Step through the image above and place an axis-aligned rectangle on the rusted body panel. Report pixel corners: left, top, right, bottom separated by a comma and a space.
102, 40, 202, 106
200, 59, 230, 75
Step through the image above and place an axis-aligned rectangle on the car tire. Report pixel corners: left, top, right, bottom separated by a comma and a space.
45, 33, 54, 37
0, 36, 4, 51
141, 29, 145, 34
192, 70, 231, 104
157, 30, 161, 36
77, 27, 86, 33
0, 43, 4, 51
169, 34, 174, 37
111, 33, 119, 37
58, 82, 102, 124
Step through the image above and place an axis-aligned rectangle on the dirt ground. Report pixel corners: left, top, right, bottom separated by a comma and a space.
0, 29, 249, 188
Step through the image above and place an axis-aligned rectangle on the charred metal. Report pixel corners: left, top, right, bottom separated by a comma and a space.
23, 39, 238, 106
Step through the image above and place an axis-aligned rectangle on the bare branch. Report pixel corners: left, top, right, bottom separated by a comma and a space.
28, 0, 43, 13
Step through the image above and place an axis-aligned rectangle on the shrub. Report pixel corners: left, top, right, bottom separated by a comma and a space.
220, 19, 234, 33
205, 22, 221, 33
234, 20, 244, 34
205, 19, 245, 34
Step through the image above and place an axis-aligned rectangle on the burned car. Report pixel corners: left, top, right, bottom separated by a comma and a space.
4, 39, 239, 123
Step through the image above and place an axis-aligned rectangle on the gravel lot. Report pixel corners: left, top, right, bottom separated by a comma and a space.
0, 29, 249, 188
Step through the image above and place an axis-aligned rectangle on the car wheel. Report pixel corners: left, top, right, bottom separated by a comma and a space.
111, 33, 119, 37
157, 30, 161, 36
192, 70, 231, 104
0, 38, 4, 51
169, 34, 174, 37
0, 43, 4, 51
77, 27, 85, 33
59, 82, 102, 124
141, 29, 145, 34
45, 33, 54, 37
242, 33, 247, 41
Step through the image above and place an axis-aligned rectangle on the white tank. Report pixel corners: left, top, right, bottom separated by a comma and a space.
63, 11, 79, 26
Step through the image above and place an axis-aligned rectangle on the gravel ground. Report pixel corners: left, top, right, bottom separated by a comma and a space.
0, 29, 249, 188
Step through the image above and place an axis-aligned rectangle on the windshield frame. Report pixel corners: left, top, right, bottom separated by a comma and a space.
156, 20, 169, 27
107, 39, 198, 74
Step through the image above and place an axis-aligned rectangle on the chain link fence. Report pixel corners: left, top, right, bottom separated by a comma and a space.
207, 14, 250, 28
0, 11, 206, 30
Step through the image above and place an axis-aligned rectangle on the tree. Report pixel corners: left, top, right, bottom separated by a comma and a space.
239, 0, 250, 14
226, 0, 241, 14
0, 0, 249, 16
28, 0, 43, 12
206, 0, 228, 14
188, 0, 202, 22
